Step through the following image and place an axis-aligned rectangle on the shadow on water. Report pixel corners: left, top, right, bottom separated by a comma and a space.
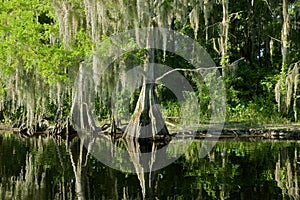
0, 133, 300, 199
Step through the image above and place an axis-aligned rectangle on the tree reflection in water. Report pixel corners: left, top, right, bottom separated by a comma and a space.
121, 137, 165, 199
0, 133, 300, 199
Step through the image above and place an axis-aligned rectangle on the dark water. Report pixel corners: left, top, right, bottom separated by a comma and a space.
0, 133, 299, 200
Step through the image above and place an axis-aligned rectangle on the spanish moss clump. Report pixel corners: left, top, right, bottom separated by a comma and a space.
275, 62, 300, 121
52, 0, 85, 48
189, 6, 200, 39
2, 61, 63, 134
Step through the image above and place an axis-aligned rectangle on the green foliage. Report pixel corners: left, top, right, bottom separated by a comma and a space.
161, 101, 180, 121
227, 100, 290, 124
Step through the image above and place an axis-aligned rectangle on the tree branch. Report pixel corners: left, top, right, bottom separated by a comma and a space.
155, 57, 245, 82
267, 34, 281, 43
155, 66, 223, 82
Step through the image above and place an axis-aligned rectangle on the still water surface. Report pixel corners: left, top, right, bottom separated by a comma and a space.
0, 133, 299, 199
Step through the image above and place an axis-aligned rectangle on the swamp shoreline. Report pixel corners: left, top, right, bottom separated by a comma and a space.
1, 123, 300, 140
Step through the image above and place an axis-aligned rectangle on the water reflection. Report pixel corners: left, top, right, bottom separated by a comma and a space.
0, 133, 299, 199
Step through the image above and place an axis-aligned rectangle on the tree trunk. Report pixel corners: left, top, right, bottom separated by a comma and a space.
123, 80, 169, 139
123, 31, 169, 139
275, 0, 291, 114
220, 0, 229, 76
281, 0, 290, 74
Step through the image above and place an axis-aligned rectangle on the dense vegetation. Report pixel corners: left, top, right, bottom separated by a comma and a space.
0, 0, 300, 134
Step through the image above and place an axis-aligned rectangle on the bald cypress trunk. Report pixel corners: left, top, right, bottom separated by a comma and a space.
124, 47, 169, 139
123, 81, 169, 139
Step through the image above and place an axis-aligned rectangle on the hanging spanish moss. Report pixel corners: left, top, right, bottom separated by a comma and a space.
4, 61, 54, 134
275, 62, 300, 121
52, 0, 85, 48
203, 0, 214, 40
